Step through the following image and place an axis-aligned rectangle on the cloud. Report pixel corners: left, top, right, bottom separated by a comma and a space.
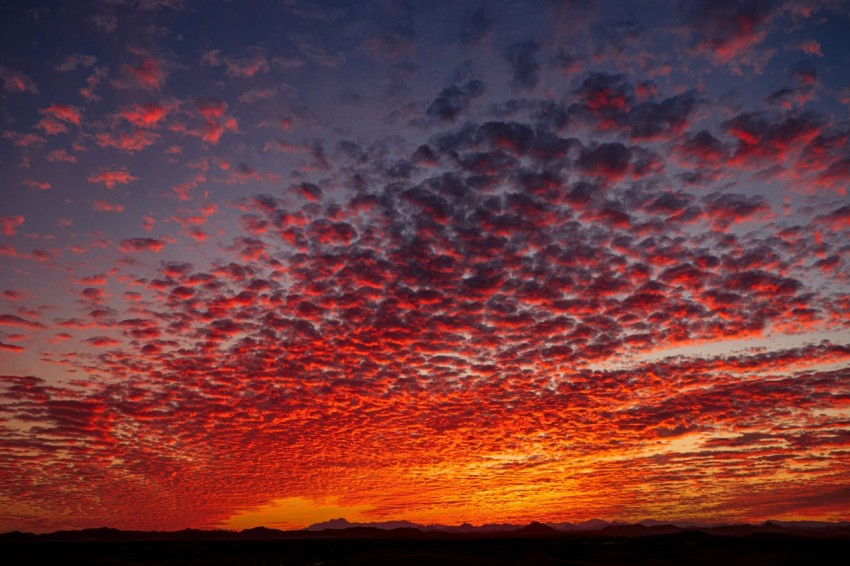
55, 54, 97, 72
94, 129, 159, 152
502, 40, 541, 90
22, 179, 51, 191
427, 79, 485, 122
118, 238, 166, 253
201, 48, 272, 77
37, 104, 82, 135
685, 0, 774, 66
138, 0, 185, 10
676, 130, 730, 165
576, 142, 632, 181
90, 13, 117, 33
0, 215, 25, 236
702, 192, 772, 230
88, 168, 138, 189
84, 336, 121, 347
296, 182, 323, 202
92, 200, 125, 213
0, 313, 46, 329
122, 51, 169, 90
294, 39, 346, 68
119, 102, 170, 127
239, 86, 282, 104
3, 131, 45, 148
0, 65, 38, 93
179, 98, 238, 144
797, 39, 823, 57
723, 110, 824, 156
816, 205, 850, 231
627, 91, 698, 140
458, 6, 492, 45
81, 66, 108, 101
46, 149, 77, 163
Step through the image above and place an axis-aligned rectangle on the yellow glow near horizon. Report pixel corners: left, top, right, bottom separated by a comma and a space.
220, 497, 374, 530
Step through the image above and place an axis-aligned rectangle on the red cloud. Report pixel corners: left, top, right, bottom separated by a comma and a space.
30, 248, 60, 262
0, 244, 20, 258
85, 336, 122, 347
0, 215, 24, 236
196, 97, 227, 120
798, 39, 823, 57
81, 66, 108, 101
120, 102, 170, 127
179, 98, 238, 144
816, 206, 850, 231
813, 158, 850, 195
46, 149, 77, 163
0, 313, 46, 329
92, 200, 125, 213
119, 238, 166, 253
123, 55, 167, 90
688, 0, 773, 66
3, 131, 45, 148
201, 49, 270, 78
172, 203, 218, 229
576, 142, 632, 182
43, 103, 81, 125
88, 168, 138, 188
702, 192, 773, 230
55, 53, 97, 72
225, 53, 269, 78
37, 104, 82, 135
297, 182, 323, 201
94, 130, 159, 152
141, 215, 156, 232
22, 180, 51, 191
3, 290, 23, 300
0, 65, 38, 93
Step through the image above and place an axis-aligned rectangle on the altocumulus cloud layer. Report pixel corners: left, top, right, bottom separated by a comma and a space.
1, 0, 850, 532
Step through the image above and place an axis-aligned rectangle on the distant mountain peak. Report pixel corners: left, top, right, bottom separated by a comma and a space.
577, 519, 610, 530
304, 518, 353, 531
305, 517, 432, 532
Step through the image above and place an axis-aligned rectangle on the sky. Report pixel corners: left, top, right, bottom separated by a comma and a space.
1, 0, 850, 533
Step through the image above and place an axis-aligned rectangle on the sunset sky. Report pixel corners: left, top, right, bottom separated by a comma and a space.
2, 0, 850, 533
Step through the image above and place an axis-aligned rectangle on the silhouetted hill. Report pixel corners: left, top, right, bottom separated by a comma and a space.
433, 522, 521, 533
306, 518, 424, 531
326, 526, 384, 538
0, 531, 37, 542
4, 519, 850, 542
574, 519, 611, 530
514, 521, 559, 536
304, 517, 354, 530
599, 524, 684, 537
3, 523, 850, 565
238, 526, 289, 539
384, 527, 430, 539
762, 519, 850, 533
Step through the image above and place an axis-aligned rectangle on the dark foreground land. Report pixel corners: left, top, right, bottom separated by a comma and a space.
3, 531, 850, 565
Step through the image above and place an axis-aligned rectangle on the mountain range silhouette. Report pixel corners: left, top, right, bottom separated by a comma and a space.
3, 518, 850, 541
5, 520, 849, 565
